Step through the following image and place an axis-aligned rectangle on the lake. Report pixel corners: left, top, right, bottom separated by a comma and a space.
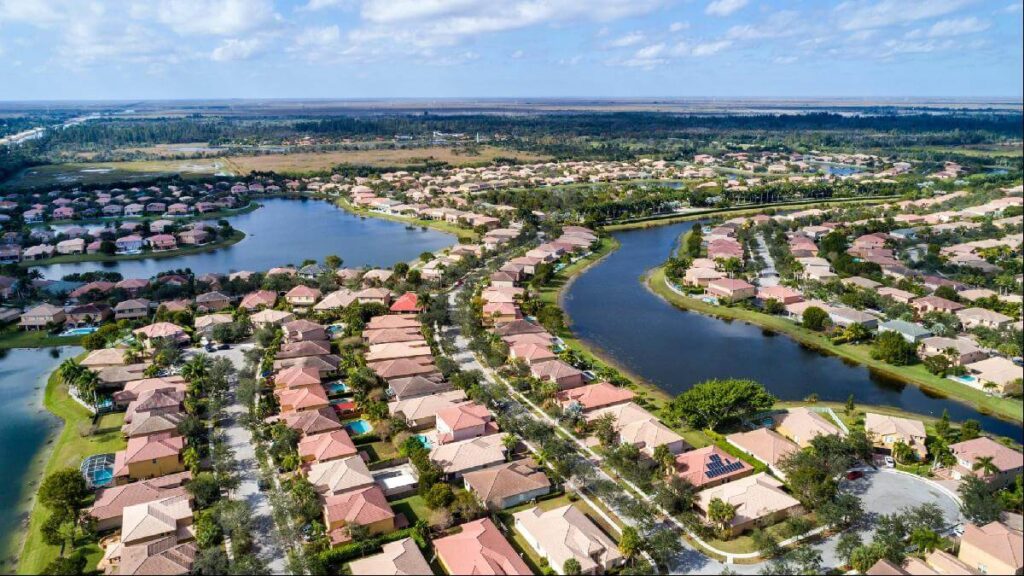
0, 347, 80, 565
33, 198, 456, 280
562, 221, 1023, 438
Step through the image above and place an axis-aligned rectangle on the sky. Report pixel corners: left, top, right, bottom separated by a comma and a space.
0, 0, 1021, 101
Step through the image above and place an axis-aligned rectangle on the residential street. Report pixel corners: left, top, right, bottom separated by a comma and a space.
206, 344, 289, 574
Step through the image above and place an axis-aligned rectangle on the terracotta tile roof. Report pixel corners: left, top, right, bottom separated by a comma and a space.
275, 365, 322, 388
324, 485, 394, 527
696, 473, 801, 527
87, 472, 190, 525
674, 445, 753, 488
463, 458, 550, 509
557, 381, 633, 411
298, 430, 358, 463
120, 494, 193, 545
280, 407, 344, 436
961, 521, 1023, 573
348, 537, 432, 576
727, 428, 799, 468
950, 437, 1024, 475
308, 455, 376, 496
433, 518, 532, 575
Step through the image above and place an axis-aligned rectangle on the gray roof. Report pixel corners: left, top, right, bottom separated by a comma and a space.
880, 319, 932, 337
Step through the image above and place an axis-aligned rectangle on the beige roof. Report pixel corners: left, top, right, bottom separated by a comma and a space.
120, 494, 193, 546
557, 381, 634, 411
429, 434, 506, 476
388, 390, 466, 422
775, 407, 844, 446
950, 437, 1024, 474
463, 458, 550, 508
696, 472, 801, 527
348, 537, 432, 576
865, 412, 926, 439
588, 402, 687, 453
87, 472, 190, 524
194, 313, 232, 330
118, 539, 196, 575
512, 505, 623, 574
727, 428, 799, 468
314, 288, 358, 310
250, 309, 295, 325
307, 455, 375, 496
961, 521, 1023, 573
966, 356, 1022, 387
133, 322, 186, 339
81, 347, 128, 368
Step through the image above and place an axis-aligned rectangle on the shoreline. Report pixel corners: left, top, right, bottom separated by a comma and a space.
646, 266, 1023, 425
331, 196, 479, 242
26, 201, 261, 230
21, 229, 247, 267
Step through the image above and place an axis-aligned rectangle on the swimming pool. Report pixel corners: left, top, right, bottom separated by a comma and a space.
61, 326, 98, 336
326, 382, 349, 395
346, 419, 373, 435
414, 434, 432, 449
80, 453, 116, 489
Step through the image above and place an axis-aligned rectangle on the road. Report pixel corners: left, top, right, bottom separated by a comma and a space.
204, 344, 289, 574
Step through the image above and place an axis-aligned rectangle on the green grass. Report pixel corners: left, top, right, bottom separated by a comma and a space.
647, 266, 1024, 425
390, 495, 432, 527
15, 364, 126, 575
22, 229, 246, 267
0, 328, 84, 350
705, 512, 818, 554
361, 440, 399, 463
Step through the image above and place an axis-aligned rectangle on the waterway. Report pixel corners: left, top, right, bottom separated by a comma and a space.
33, 198, 456, 280
0, 346, 80, 565
562, 221, 1023, 438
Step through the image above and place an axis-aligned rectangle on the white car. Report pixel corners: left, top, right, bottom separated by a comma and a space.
884, 456, 895, 468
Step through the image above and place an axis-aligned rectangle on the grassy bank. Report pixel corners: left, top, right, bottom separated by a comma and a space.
334, 198, 478, 242
22, 229, 246, 267
602, 195, 898, 231
14, 364, 126, 575
0, 328, 84, 350
647, 266, 1023, 424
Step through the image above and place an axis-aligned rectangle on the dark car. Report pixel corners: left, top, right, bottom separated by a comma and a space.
846, 470, 864, 481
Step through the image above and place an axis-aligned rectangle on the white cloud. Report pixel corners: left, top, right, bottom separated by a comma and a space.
773, 55, 797, 64
608, 31, 645, 48
926, 16, 989, 37
211, 37, 264, 61
669, 21, 689, 32
836, 0, 975, 31
726, 11, 802, 40
154, 0, 275, 36
691, 39, 732, 56
511, 49, 524, 58
300, 0, 350, 10
705, 0, 748, 17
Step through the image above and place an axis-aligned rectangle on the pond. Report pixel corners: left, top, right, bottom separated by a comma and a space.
32, 198, 457, 280
0, 346, 81, 563
562, 221, 1023, 438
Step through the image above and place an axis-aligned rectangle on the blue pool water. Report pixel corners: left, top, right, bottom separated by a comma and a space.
90, 469, 113, 487
346, 419, 372, 435
414, 434, 432, 449
326, 382, 349, 395
950, 375, 979, 386
61, 326, 98, 336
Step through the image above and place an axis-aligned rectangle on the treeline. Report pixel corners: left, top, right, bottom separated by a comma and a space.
39, 111, 1024, 151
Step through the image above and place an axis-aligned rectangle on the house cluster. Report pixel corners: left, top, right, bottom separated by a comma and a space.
867, 519, 1023, 576
674, 186, 1023, 396
0, 181, 253, 262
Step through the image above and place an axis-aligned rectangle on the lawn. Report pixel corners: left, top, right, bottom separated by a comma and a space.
360, 440, 400, 463
647, 266, 1024, 425
16, 365, 126, 575
705, 512, 819, 555
390, 494, 432, 527
0, 328, 83, 350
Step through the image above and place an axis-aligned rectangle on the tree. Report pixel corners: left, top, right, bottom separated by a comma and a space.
818, 493, 864, 528
670, 378, 775, 430
802, 306, 829, 331
787, 544, 822, 575
425, 483, 454, 510
959, 475, 1003, 524
324, 254, 342, 270
39, 468, 89, 533
871, 331, 917, 366
973, 455, 999, 477
891, 441, 916, 464
763, 298, 785, 315
909, 528, 943, 554
844, 394, 856, 416
563, 558, 583, 575
619, 526, 642, 562
707, 498, 736, 537
502, 434, 519, 460
960, 419, 981, 441
187, 472, 222, 509
652, 444, 675, 476
592, 413, 618, 447
934, 409, 951, 440
835, 531, 862, 568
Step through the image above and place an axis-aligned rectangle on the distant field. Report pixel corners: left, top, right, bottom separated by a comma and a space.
909, 144, 1024, 158
4, 146, 549, 190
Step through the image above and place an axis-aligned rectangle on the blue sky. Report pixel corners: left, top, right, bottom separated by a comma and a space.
0, 0, 1021, 101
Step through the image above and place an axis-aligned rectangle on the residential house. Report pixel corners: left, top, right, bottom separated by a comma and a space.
727, 428, 799, 478
964, 356, 1023, 396
19, 303, 66, 330
436, 401, 497, 444
878, 319, 933, 343
463, 458, 551, 511
86, 472, 190, 531
674, 445, 754, 489
696, 473, 803, 537
530, 359, 585, 390
775, 407, 844, 448
957, 307, 1014, 330
707, 278, 757, 302
323, 485, 396, 545
556, 381, 634, 413
285, 285, 321, 307
864, 413, 928, 459
429, 434, 507, 479
957, 521, 1023, 575
919, 336, 988, 366
297, 430, 358, 464
307, 455, 376, 497
513, 505, 625, 575
388, 390, 468, 430
949, 437, 1024, 489
589, 402, 689, 457
112, 432, 186, 484
433, 518, 532, 576
348, 537, 432, 576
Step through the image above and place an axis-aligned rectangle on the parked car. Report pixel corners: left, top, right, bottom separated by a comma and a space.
846, 470, 864, 481
884, 456, 895, 468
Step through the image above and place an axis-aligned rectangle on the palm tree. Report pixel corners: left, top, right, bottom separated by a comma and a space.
182, 446, 200, 474
181, 354, 210, 384
58, 358, 83, 386
652, 444, 675, 477
75, 369, 101, 412
123, 340, 145, 364
502, 434, 518, 461
972, 455, 999, 477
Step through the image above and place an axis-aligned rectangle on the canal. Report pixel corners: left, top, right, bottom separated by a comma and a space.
562, 221, 1023, 438
33, 198, 456, 280
0, 346, 80, 565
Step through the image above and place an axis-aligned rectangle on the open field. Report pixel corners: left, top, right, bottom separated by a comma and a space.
0, 327, 83, 350
15, 364, 126, 575
5, 146, 549, 190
